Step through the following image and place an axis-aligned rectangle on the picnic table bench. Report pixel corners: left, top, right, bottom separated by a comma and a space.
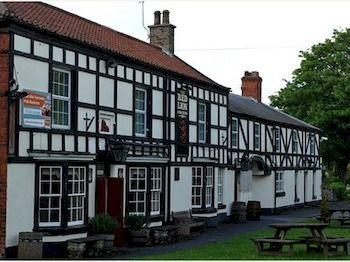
251, 223, 349, 257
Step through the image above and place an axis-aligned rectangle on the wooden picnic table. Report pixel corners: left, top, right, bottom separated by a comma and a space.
269, 223, 329, 241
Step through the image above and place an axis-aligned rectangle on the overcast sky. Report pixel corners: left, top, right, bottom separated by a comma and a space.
46, 0, 350, 103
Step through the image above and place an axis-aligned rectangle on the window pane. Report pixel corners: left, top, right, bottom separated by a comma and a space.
40, 197, 49, 208
39, 210, 49, 223
50, 210, 60, 222
41, 182, 50, 194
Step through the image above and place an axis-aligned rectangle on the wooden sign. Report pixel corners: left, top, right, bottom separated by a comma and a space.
176, 84, 189, 156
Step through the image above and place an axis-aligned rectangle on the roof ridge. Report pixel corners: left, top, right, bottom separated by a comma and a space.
0, 2, 8, 17
35, 1, 163, 53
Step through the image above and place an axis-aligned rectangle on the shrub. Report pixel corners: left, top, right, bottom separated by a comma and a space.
89, 214, 118, 235
125, 214, 148, 231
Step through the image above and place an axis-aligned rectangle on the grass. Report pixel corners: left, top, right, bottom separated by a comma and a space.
142, 220, 350, 260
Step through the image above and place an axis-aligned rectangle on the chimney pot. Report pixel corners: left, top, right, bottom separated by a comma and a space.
154, 11, 161, 25
162, 10, 170, 24
241, 71, 262, 102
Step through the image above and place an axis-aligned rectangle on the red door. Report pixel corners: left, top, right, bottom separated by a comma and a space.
107, 178, 124, 246
96, 176, 107, 214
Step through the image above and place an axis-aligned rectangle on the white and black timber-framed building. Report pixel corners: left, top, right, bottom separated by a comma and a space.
228, 72, 322, 214
0, 2, 322, 257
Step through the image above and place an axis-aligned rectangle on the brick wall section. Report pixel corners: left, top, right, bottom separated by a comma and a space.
241, 71, 262, 102
0, 31, 9, 257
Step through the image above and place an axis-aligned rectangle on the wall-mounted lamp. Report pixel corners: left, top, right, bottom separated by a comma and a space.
0, 79, 28, 103
107, 59, 117, 68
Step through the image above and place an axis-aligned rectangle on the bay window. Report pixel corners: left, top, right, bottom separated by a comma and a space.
205, 167, 213, 207
192, 167, 202, 207
129, 167, 146, 215
191, 166, 214, 209
150, 167, 162, 215
52, 69, 70, 129
39, 167, 62, 227
217, 169, 224, 205
198, 103, 206, 143
135, 88, 147, 136
38, 165, 87, 228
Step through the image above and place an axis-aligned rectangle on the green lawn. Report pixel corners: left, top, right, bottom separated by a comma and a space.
143, 221, 350, 260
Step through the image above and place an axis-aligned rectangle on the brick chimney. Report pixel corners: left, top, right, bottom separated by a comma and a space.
241, 71, 262, 102
148, 10, 176, 55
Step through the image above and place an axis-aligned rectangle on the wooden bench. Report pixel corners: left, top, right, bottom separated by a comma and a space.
171, 210, 205, 237
250, 238, 298, 255
319, 238, 350, 256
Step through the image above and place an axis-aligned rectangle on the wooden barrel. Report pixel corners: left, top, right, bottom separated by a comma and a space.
231, 201, 247, 223
247, 201, 261, 221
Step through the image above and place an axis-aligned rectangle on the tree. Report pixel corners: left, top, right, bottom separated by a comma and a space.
270, 29, 350, 180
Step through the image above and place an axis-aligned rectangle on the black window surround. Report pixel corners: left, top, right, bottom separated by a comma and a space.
34, 162, 89, 234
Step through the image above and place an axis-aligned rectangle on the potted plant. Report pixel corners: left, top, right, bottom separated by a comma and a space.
320, 190, 331, 223
89, 214, 118, 250
125, 215, 151, 246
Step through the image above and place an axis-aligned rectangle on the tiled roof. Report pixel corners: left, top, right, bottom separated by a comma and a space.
1, 1, 226, 89
228, 93, 320, 131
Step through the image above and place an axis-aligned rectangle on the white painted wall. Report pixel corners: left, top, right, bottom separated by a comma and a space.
99, 77, 114, 108
276, 170, 295, 208
152, 119, 163, 139
14, 55, 49, 93
170, 166, 192, 212
33, 132, 48, 150
18, 131, 30, 157
77, 107, 96, 133
6, 164, 35, 247
221, 168, 235, 215
117, 114, 132, 136
252, 175, 274, 208
33, 40, 49, 58
189, 99, 197, 122
78, 71, 96, 104
152, 90, 163, 116
53, 46, 63, 62
14, 34, 31, 53
219, 106, 227, 127
117, 81, 133, 111
211, 104, 218, 125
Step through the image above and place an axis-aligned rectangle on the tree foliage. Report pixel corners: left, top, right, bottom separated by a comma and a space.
270, 29, 350, 179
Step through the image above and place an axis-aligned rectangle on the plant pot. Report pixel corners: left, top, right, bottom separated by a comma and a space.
129, 229, 152, 246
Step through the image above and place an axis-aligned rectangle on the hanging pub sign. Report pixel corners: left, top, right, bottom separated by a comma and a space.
21, 90, 52, 129
176, 84, 189, 156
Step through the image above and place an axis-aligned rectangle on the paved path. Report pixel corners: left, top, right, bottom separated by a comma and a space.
115, 202, 348, 259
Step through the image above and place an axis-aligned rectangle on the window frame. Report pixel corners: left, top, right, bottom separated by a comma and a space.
254, 122, 260, 150
150, 167, 162, 216
192, 167, 202, 208
231, 118, 238, 149
38, 166, 62, 227
52, 68, 71, 130
310, 135, 315, 155
274, 127, 280, 152
292, 130, 298, 154
205, 167, 213, 207
217, 169, 224, 205
276, 171, 284, 193
129, 167, 147, 215
134, 88, 147, 137
198, 102, 206, 143
67, 166, 86, 227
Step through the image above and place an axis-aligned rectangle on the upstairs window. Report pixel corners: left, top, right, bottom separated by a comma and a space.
292, 130, 298, 153
254, 123, 260, 150
232, 118, 238, 148
198, 103, 206, 143
274, 128, 280, 152
52, 69, 70, 129
310, 135, 315, 155
135, 88, 147, 136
